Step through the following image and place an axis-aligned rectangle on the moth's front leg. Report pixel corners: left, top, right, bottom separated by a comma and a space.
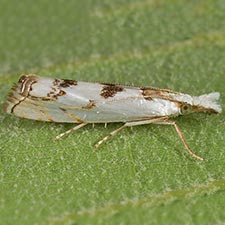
151, 119, 204, 161
94, 116, 204, 161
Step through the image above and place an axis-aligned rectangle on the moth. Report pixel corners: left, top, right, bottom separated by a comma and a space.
4, 74, 222, 160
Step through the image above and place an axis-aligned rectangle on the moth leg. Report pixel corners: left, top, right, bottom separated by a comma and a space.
94, 125, 126, 149
94, 117, 168, 148
95, 117, 204, 161
119, 117, 204, 160
55, 123, 87, 140
94, 117, 168, 149
152, 119, 204, 161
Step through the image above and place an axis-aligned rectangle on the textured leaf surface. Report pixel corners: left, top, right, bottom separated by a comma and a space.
1, 1, 225, 225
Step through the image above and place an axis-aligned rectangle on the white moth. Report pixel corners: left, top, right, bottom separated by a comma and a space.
4, 74, 222, 161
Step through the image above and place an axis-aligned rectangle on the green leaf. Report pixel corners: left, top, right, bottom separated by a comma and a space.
1, 1, 225, 225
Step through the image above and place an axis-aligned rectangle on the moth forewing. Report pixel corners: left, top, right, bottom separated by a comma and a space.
4, 74, 222, 161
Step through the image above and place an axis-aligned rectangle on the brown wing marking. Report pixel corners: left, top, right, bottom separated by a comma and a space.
100, 84, 124, 98
59, 107, 84, 123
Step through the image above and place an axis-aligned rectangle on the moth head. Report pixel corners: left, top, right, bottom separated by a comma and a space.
177, 92, 221, 115
191, 92, 222, 114
179, 102, 193, 115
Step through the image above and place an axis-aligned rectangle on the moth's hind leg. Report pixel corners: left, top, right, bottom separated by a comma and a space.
55, 123, 87, 140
